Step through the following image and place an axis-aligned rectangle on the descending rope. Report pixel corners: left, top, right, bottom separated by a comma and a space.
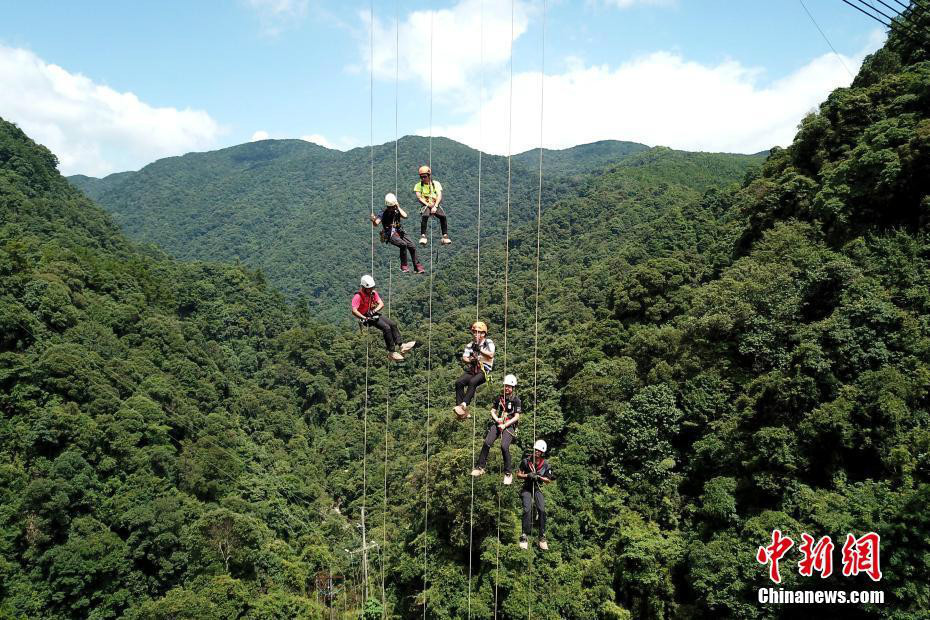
423, 4, 435, 618
362, 0, 375, 604
380, 2, 400, 617
528, 2, 545, 619
466, 1, 484, 617
494, 2, 515, 617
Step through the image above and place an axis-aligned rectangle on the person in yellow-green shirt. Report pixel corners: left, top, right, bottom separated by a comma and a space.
414, 165, 451, 246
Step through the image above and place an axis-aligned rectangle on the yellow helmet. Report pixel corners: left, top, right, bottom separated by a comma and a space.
418, 165, 431, 176
471, 321, 488, 333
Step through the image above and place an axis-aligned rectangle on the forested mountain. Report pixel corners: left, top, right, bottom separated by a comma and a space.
4, 5, 930, 618
67, 137, 760, 321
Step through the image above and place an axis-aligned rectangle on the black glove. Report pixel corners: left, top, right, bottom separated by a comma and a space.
528, 472, 538, 481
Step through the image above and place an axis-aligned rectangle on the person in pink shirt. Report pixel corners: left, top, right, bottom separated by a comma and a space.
351, 274, 416, 362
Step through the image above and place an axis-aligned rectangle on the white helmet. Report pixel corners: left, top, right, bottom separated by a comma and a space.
360, 274, 375, 289
533, 439, 547, 453
503, 374, 518, 387
384, 193, 398, 207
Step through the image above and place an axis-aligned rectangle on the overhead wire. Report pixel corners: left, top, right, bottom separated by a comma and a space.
841, 0, 926, 44
798, 0, 856, 79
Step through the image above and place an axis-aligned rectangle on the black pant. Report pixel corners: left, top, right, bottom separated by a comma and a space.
367, 316, 400, 351
388, 230, 417, 266
521, 488, 546, 537
477, 425, 515, 473
420, 206, 448, 235
455, 370, 485, 406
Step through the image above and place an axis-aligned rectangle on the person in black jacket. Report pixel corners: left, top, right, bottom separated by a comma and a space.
370, 193, 424, 273
516, 439, 554, 551
471, 374, 521, 484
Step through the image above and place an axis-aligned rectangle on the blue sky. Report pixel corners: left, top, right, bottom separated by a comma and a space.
0, 0, 886, 176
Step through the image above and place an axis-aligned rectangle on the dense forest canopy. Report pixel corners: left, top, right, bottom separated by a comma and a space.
67, 137, 760, 321
2, 5, 930, 618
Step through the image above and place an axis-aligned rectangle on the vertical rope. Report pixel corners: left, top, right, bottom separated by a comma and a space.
380, 3, 400, 616
495, 1, 515, 617
423, 7, 435, 617
466, 1, 484, 617
363, 0, 375, 604
528, 2, 545, 619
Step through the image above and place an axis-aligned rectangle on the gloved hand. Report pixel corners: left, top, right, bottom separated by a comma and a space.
528, 472, 538, 481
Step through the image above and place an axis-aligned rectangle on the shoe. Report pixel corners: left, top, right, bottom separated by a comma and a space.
471, 467, 486, 477
400, 264, 410, 273
503, 473, 513, 485
388, 351, 404, 362
400, 341, 417, 354
453, 405, 466, 419
441, 234, 452, 245
419, 235, 428, 246
519, 535, 528, 550
414, 263, 425, 274
538, 538, 549, 551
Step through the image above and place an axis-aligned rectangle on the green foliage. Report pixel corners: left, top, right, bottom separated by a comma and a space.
4, 15, 930, 617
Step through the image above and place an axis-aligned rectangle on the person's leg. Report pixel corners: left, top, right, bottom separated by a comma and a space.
374, 316, 396, 350
501, 428, 514, 474
455, 372, 472, 405
463, 372, 486, 405
521, 490, 533, 536
536, 490, 546, 537
477, 425, 499, 469
420, 214, 429, 236
384, 317, 401, 346
437, 211, 448, 236
396, 241, 408, 266
404, 236, 418, 265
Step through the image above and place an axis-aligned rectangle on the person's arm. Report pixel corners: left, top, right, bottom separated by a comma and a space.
538, 463, 553, 484
373, 297, 385, 314
350, 296, 366, 320
398, 207, 408, 219
501, 412, 519, 429
462, 344, 473, 364
415, 187, 429, 207
370, 213, 381, 226
433, 183, 443, 208
491, 403, 501, 427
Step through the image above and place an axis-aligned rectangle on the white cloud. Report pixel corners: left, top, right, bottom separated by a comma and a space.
245, 0, 309, 35
364, 0, 531, 94
251, 130, 271, 141
603, 0, 674, 7
430, 39, 882, 156
300, 133, 335, 148
0, 45, 221, 176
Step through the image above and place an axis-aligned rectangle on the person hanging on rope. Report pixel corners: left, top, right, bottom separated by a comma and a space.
453, 321, 495, 419
414, 165, 451, 246
370, 193, 425, 273
517, 439, 554, 551
471, 373, 521, 484
351, 274, 417, 362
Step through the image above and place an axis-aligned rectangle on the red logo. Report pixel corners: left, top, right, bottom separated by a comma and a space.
757, 530, 794, 584
758, 531, 882, 583
798, 534, 834, 578
841, 532, 882, 582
